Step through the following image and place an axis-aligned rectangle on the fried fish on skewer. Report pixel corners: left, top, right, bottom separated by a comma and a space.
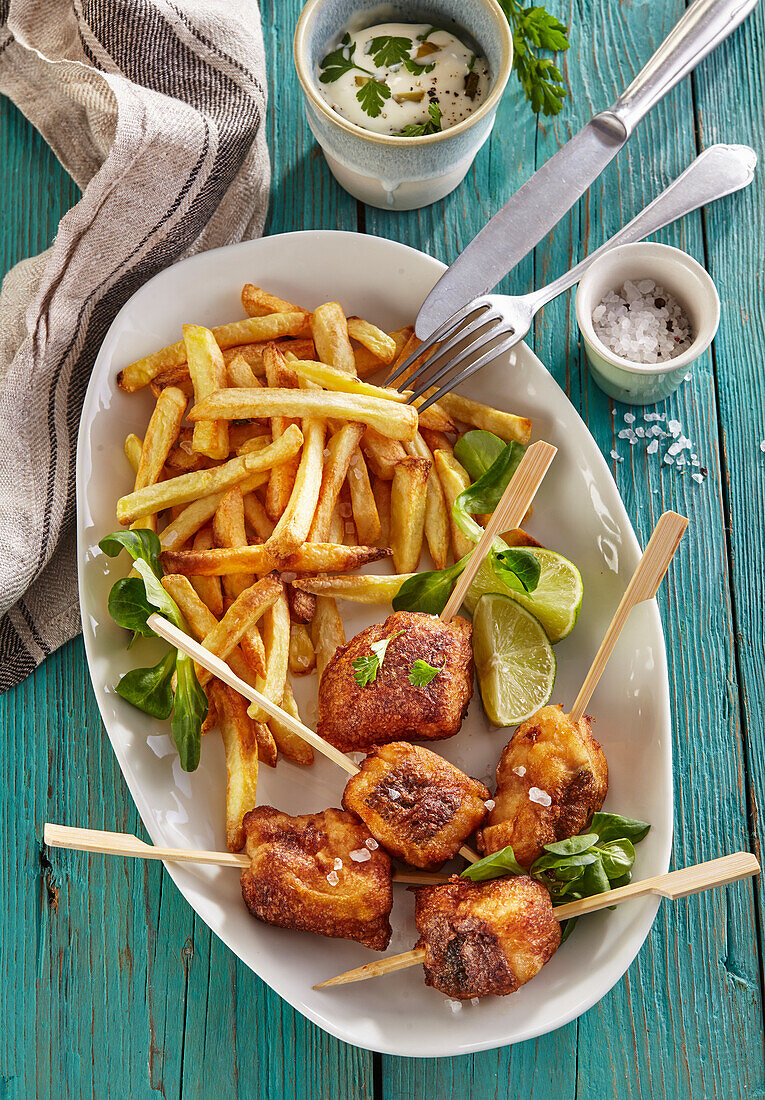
481, 514, 687, 866
240, 806, 393, 949
343, 742, 490, 869
478, 705, 608, 867
318, 610, 474, 753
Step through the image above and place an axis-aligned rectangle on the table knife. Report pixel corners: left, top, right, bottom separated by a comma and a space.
415, 0, 759, 338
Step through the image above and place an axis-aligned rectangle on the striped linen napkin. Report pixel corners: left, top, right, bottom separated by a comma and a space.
0, 0, 270, 692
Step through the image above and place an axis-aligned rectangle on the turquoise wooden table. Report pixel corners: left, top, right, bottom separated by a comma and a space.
2, 2, 765, 1095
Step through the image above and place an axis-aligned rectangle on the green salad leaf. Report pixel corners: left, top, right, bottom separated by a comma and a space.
171, 653, 209, 771
490, 547, 541, 594
115, 650, 175, 720
461, 845, 526, 882
392, 554, 470, 615
107, 577, 156, 646
454, 430, 506, 481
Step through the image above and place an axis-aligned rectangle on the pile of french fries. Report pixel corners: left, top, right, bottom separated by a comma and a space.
116, 283, 532, 850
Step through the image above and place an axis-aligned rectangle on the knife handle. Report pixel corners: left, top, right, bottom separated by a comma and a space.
610, 0, 758, 136
532, 144, 756, 310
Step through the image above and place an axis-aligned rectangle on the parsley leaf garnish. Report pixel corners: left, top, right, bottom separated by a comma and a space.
498, 1, 570, 115
404, 57, 436, 75
408, 659, 441, 687
319, 34, 375, 85
367, 34, 413, 68
352, 630, 405, 686
397, 99, 442, 137
356, 77, 391, 118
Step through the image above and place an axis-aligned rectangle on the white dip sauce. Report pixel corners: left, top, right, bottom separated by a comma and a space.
317, 22, 490, 137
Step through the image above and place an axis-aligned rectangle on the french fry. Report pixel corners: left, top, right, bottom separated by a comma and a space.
124, 433, 143, 474
242, 284, 305, 318
289, 623, 316, 675
200, 690, 218, 737
347, 448, 381, 545
262, 343, 301, 521
372, 477, 391, 547
248, 591, 290, 723
266, 416, 326, 561
292, 573, 413, 604
227, 353, 261, 389
161, 574, 277, 766
311, 596, 345, 679
184, 325, 229, 460
390, 456, 429, 573
131, 386, 187, 531
310, 302, 355, 374
189, 527, 224, 618
242, 490, 275, 540
437, 392, 532, 444
289, 359, 409, 402
117, 426, 303, 525
189, 388, 417, 441
337, 485, 357, 545
150, 365, 193, 395
117, 312, 309, 392
420, 429, 453, 454
361, 427, 407, 479
404, 433, 449, 570
161, 542, 391, 576
353, 325, 412, 378
346, 318, 397, 364
213, 487, 255, 603
329, 504, 344, 545
502, 528, 544, 549
268, 681, 314, 766
159, 471, 269, 551
433, 449, 475, 561
208, 680, 260, 852
308, 422, 365, 542
414, 402, 455, 434
196, 575, 282, 686
164, 429, 210, 474
287, 583, 316, 623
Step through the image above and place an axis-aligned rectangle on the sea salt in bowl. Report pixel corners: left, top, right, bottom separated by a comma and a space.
575, 242, 720, 405
294, 0, 512, 211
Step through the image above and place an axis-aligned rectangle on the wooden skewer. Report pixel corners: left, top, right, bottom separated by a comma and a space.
147, 615, 481, 863
440, 440, 558, 623
568, 510, 688, 723
313, 852, 760, 988
42, 824, 448, 885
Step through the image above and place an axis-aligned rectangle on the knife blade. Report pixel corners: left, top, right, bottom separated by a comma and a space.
415, 0, 759, 338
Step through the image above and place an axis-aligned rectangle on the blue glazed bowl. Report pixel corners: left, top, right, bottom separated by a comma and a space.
294, 0, 513, 210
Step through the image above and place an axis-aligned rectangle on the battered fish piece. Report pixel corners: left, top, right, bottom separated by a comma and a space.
343, 742, 489, 869
414, 875, 561, 999
318, 610, 474, 753
479, 704, 608, 867
240, 806, 393, 950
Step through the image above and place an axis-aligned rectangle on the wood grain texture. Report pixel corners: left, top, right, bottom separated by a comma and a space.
2, 0, 764, 1095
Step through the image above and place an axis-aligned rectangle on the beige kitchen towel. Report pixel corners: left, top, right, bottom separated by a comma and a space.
0, 0, 270, 690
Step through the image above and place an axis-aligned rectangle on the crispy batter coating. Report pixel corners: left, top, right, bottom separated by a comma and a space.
479, 705, 608, 867
240, 806, 393, 950
414, 875, 561, 999
317, 611, 474, 752
343, 742, 489, 869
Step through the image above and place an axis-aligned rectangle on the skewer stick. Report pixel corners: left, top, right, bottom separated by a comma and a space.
568, 510, 688, 723
42, 824, 448, 885
313, 852, 760, 988
440, 440, 558, 622
145, 617, 480, 863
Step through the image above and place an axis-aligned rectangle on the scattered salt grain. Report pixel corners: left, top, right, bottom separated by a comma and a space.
333, 857, 343, 871
350, 848, 372, 863
471, 998, 480, 1007
365, 837, 379, 850
592, 281, 693, 364
281, 571, 297, 583
668, 419, 682, 437
323, 447, 331, 458
484, 799, 495, 811
179, 439, 194, 455
609, 449, 623, 463
327, 871, 339, 886
760, 441, 765, 452
446, 999, 463, 1013
664, 455, 674, 465
692, 472, 705, 483
647, 439, 658, 455
529, 786, 552, 807
667, 441, 682, 456
624, 412, 635, 424
387, 787, 401, 801
512, 765, 526, 777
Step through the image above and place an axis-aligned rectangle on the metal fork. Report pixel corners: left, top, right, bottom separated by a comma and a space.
385, 144, 756, 410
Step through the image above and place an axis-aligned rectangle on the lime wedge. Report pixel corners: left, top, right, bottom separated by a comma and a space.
473, 593, 557, 727
465, 546, 583, 644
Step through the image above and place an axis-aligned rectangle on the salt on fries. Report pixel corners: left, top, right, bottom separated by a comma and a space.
114, 283, 532, 849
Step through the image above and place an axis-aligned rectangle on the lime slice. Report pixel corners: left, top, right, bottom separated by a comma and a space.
473, 593, 557, 727
465, 546, 583, 644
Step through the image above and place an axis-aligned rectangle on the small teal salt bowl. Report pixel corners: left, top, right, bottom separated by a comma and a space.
294, 0, 513, 211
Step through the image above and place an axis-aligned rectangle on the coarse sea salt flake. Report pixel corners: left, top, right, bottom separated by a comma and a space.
668, 419, 681, 437
447, 999, 462, 1013
512, 765, 526, 777
484, 799, 495, 811
365, 837, 378, 850
327, 871, 339, 886
692, 472, 705, 483
529, 786, 552, 807
350, 848, 371, 862
760, 441, 765, 452
471, 998, 480, 1006
610, 450, 623, 463
647, 439, 659, 455
333, 857, 343, 871
624, 412, 636, 423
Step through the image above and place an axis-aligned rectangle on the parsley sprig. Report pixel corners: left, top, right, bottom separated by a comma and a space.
499, 2, 570, 115
352, 630, 405, 686
319, 33, 391, 118
409, 659, 442, 686
398, 99, 442, 137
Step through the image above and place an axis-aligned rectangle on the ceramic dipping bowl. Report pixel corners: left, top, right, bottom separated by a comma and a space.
294, 0, 513, 211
